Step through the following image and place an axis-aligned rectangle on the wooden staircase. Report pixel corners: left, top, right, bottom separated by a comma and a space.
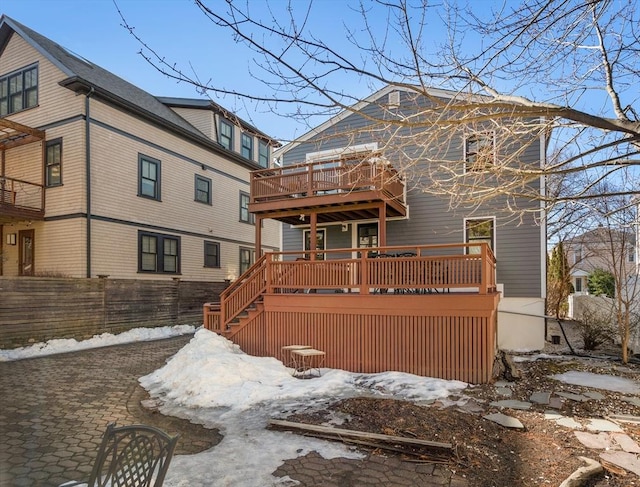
203, 255, 267, 338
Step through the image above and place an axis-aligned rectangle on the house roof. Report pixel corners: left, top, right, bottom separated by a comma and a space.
565, 227, 636, 247
0, 16, 267, 169
273, 84, 487, 159
157, 96, 279, 145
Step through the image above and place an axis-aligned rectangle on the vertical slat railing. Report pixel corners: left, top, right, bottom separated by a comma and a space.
220, 254, 268, 327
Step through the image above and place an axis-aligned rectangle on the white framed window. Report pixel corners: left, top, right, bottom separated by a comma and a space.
464, 217, 495, 254
574, 247, 582, 265
464, 132, 495, 172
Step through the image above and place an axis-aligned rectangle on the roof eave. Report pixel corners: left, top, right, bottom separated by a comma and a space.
59, 77, 263, 171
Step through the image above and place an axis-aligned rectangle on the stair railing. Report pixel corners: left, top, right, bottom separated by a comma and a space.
220, 254, 268, 329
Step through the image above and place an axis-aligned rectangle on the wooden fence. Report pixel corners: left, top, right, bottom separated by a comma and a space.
0, 277, 227, 349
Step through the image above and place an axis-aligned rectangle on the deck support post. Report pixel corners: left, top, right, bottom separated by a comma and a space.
255, 215, 262, 257
378, 203, 387, 247
310, 212, 317, 261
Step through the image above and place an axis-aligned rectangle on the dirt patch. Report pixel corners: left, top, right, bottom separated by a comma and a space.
284, 350, 640, 487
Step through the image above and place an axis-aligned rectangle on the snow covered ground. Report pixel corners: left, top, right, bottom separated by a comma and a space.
1, 326, 467, 486
4, 326, 638, 486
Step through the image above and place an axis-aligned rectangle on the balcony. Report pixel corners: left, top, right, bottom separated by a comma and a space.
0, 176, 45, 224
249, 157, 407, 225
0, 118, 46, 224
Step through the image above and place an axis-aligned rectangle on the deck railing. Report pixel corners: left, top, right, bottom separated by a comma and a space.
250, 158, 405, 204
204, 243, 496, 334
0, 176, 44, 212
266, 243, 496, 295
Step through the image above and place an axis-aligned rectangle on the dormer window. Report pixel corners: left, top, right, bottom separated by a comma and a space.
219, 119, 233, 150
241, 133, 253, 160
258, 140, 269, 167
0, 64, 38, 116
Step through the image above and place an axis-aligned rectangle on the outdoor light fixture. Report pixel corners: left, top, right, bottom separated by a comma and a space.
6, 233, 17, 245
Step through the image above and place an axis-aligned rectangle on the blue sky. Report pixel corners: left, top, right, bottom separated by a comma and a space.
3, 0, 426, 142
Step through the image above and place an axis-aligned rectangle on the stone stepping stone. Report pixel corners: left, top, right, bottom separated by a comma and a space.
555, 417, 583, 429
622, 396, 640, 407
611, 433, 640, 453
574, 431, 613, 449
548, 396, 563, 409
600, 451, 640, 476
556, 391, 590, 402
496, 387, 512, 397
458, 399, 485, 414
529, 392, 550, 404
490, 400, 531, 410
483, 413, 524, 429
586, 418, 622, 432
544, 411, 563, 420
584, 391, 605, 400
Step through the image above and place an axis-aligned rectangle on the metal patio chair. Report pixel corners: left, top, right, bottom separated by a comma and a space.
60, 422, 179, 487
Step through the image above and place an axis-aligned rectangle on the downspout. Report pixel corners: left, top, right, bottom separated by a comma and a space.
85, 87, 95, 278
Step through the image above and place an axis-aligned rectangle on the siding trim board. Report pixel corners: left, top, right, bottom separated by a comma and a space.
42, 213, 279, 250
90, 118, 250, 186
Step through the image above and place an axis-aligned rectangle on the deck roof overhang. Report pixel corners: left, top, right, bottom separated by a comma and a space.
0, 118, 46, 151
249, 189, 407, 225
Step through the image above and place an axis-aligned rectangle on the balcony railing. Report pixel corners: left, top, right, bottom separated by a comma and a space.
266, 243, 497, 295
0, 176, 45, 222
250, 158, 405, 205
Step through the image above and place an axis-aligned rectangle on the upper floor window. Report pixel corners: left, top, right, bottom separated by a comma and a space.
574, 247, 582, 265
241, 133, 253, 160
138, 154, 161, 201
258, 140, 269, 167
628, 249, 635, 263
464, 132, 494, 172
195, 175, 212, 205
139, 231, 180, 274
219, 119, 233, 150
45, 139, 62, 187
465, 218, 495, 254
204, 241, 220, 268
0, 64, 38, 116
239, 191, 254, 224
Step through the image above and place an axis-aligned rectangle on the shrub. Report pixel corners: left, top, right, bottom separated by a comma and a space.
576, 303, 616, 351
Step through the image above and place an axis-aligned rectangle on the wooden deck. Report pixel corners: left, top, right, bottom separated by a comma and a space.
204, 244, 500, 383
249, 158, 407, 225
0, 176, 45, 224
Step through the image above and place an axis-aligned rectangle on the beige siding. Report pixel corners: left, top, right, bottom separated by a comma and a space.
88, 102, 279, 247
1, 33, 85, 130
4, 143, 42, 184
169, 107, 214, 140
1, 220, 86, 277
43, 120, 86, 216
1, 29, 279, 280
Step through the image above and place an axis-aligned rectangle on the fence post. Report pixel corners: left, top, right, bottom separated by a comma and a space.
480, 244, 488, 294
360, 252, 370, 295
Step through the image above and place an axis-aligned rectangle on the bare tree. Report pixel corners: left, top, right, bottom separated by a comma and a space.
116, 0, 639, 216
563, 187, 639, 362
